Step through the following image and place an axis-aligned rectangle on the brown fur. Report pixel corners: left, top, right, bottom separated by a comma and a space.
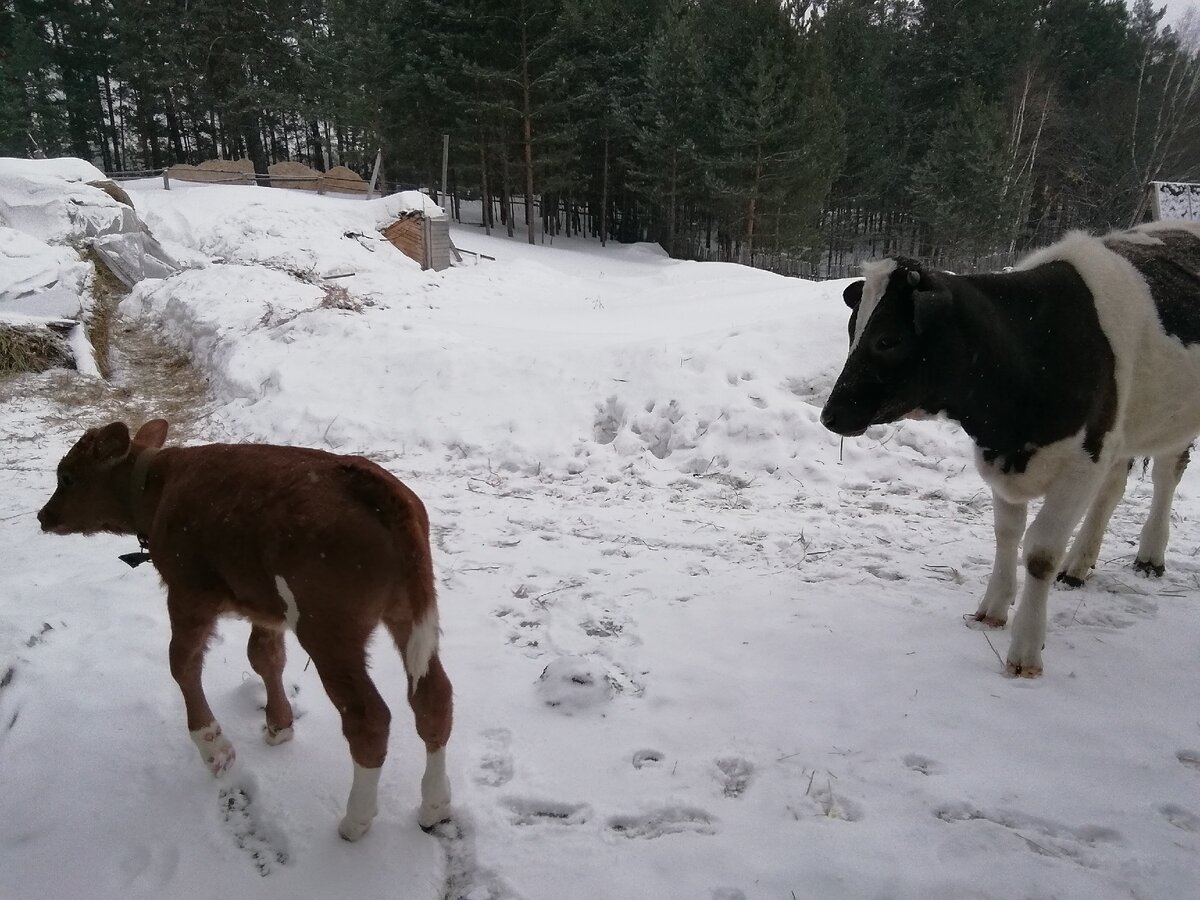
38, 419, 452, 835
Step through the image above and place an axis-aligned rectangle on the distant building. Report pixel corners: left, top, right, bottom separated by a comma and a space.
1141, 181, 1200, 222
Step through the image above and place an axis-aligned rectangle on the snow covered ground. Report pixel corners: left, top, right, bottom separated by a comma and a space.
3, 172, 1199, 900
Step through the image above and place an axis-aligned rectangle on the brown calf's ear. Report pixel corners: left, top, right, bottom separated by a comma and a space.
906, 269, 922, 287
842, 280, 864, 309
92, 422, 132, 462
134, 418, 170, 449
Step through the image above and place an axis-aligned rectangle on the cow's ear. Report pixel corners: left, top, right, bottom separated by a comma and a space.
906, 269, 922, 288
913, 287, 953, 336
842, 280, 864, 309
92, 422, 131, 463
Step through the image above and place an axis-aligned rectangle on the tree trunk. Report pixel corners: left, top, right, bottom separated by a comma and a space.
520, 16, 536, 245
600, 133, 609, 247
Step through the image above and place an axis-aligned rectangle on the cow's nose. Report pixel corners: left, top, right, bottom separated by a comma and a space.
820, 406, 838, 431
37, 506, 52, 529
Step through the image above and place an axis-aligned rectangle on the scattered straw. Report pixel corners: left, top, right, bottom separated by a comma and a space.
0, 324, 72, 375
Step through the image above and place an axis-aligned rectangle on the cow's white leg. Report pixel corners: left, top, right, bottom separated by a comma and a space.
1059, 459, 1130, 586
973, 493, 1027, 626
1135, 450, 1189, 576
1007, 464, 1105, 677
418, 747, 451, 831
339, 763, 382, 842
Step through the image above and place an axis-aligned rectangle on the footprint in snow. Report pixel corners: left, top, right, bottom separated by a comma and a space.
608, 807, 716, 839
1176, 749, 1200, 771
632, 749, 664, 770
474, 728, 514, 788
903, 754, 941, 776
934, 802, 1120, 865
217, 775, 289, 877
1159, 804, 1199, 832
536, 656, 614, 712
715, 757, 754, 798
502, 798, 592, 827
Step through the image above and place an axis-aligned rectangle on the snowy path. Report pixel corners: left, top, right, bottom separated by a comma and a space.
2, 172, 1198, 899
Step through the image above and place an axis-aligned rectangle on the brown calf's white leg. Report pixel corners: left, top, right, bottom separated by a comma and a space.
300, 629, 391, 841
247, 625, 294, 745
389, 614, 454, 831
409, 654, 453, 831
168, 612, 235, 775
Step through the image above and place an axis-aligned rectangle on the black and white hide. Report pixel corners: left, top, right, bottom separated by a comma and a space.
820, 221, 1200, 677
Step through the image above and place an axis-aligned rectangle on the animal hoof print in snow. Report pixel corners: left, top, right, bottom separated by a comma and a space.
1133, 558, 1165, 578
1005, 660, 1042, 678
1056, 572, 1086, 588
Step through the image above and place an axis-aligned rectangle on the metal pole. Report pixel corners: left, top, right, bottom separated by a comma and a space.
440, 133, 449, 213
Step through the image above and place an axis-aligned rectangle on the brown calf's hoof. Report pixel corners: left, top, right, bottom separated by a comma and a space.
264, 724, 294, 746
1133, 558, 1165, 578
1056, 572, 1085, 589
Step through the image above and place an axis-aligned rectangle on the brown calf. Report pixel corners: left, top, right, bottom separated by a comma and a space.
37, 419, 452, 841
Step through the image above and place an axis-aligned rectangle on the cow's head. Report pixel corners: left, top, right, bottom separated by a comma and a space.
38, 419, 169, 535
820, 259, 952, 437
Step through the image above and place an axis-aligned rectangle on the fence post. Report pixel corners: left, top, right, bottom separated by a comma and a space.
162, 169, 170, 191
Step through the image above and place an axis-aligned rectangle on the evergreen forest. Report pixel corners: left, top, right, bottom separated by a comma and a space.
2, 0, 1198, 274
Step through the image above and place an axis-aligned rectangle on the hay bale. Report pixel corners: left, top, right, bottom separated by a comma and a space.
268, 160, 321, 191
165, 163, 204, 184
0, 321, 74, 375
322, 165, 368, 194
87, 179, 134, 208
198, 158, 256, 185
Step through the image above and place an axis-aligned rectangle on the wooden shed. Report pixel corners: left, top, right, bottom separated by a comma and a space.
381, 210, 452, 271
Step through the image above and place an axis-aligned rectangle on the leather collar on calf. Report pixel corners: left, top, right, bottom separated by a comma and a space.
119, 447, 159, 569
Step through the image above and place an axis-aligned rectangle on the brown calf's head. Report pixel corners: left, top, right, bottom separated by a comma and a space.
38, 419, 170, 536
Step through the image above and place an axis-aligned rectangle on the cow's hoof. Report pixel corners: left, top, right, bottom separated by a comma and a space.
264, 724, 294, 746
1005, 660, 1043, 678
418, 807, 451, 833
967, 613, 1006, 629
1056, 572, 1086, 588
338, 816, 373, 842
1133, 558, 1165, 578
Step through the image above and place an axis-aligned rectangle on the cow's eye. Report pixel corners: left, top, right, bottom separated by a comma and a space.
874, 335, 899, 353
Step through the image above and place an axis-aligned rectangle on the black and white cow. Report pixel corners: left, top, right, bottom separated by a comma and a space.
820, 221, 1200, 677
